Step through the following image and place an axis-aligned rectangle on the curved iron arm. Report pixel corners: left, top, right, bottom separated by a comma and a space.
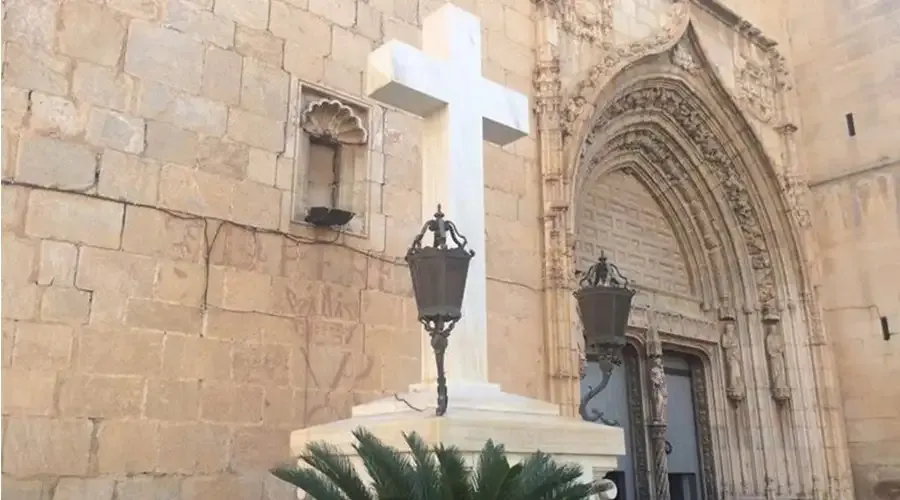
579, 358, 621, 426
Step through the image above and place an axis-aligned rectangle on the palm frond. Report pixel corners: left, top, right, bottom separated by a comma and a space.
403, 432, 442, 500
433, 443, 473, 500
516, 453, 586, 500
299, 441, 374, 500
471, 440, 513, 500
271, 465, 350, 500
351, 427, 415, 500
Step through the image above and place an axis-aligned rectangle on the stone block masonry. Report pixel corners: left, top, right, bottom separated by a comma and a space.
1, 0, 542, 497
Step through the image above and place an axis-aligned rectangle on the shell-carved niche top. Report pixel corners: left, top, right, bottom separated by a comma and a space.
300, 99, 368, 145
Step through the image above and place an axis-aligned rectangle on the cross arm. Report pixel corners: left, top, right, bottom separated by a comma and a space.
479, 78, 530, 146
367, 40, 451, 118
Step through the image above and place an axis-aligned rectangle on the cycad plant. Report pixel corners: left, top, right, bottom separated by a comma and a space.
271, 427, 613, 500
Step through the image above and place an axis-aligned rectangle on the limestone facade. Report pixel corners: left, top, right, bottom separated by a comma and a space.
0, 0, 897, 499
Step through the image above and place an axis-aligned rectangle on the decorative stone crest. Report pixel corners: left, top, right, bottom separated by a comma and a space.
561, 1, 690, 139
735, 58, 776, 124
671, 39, 699, 74
300, 99, 368, 145
558, 0, 613, 43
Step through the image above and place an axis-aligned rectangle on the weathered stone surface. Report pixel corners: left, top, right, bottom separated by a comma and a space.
37, 240, 78, 286
197, 136, 249, 178
72, 62, 134, 112
2, 417, 93, 476
120, 206, 206, 261
158, 163, 234, 219
284, 42, 326, 80
235, 26, 284, 67
52, 478, 115, 500
214, 0, 270, 30
181, 475, 263, 500
98, 150, 161, 204
269, 1, 330, 45
144, 121, 200, 164
96, 419, 160, 473
247, 148, 278, 185
29, 92, 84, 137
2, 369, 57, 415
25, 190, 124, 249
241, 58, 290, 120
1, 478, 53, 500
16, 136, 96, 190
226, 108, 286, 152
138, 81, 228, 136
126, 298, 203, 333
107, 0, 161, 20
157, 422, 230, 474
85, 108, 146, 154
12, 322, 74, 370
202, 46, 243, 105
58, 1, 127, 66
145, 378, 201, 420
124, 21, 205, 93
2, 0, 58, 49
165, 0, 235, 48
309, 0, 355, 27
39, 286, 91, 325
58, 375, 145, 417
114, 476, 182, 500
2, 44, 71, 95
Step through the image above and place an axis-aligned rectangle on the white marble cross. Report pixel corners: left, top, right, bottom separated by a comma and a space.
366, 3, 530, 387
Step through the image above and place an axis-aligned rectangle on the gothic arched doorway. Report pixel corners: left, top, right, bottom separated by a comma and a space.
550, 27, 849, 499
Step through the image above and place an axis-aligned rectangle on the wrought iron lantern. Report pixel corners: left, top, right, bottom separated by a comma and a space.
575, 252, 636, 422
406, 205, 474, 416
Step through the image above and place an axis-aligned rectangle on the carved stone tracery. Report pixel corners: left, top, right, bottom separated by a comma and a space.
560, 1, 690, 139
582, 85, 778, 311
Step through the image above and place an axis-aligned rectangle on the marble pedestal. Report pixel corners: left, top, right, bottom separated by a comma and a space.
290, 382, 626, 496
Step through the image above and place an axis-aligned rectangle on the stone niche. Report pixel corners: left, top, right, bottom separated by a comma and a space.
291, 83, 371, 235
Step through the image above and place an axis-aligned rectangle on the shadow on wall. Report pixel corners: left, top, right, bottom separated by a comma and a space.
873, 479, 900, 500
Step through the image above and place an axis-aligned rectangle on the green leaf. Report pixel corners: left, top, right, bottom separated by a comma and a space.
270, 466, 350, 500
299, 441, 374, 500
433, 444, 473, 500
403, 432, 442, 500
351, 427, 415, 500
471, 440, 512, 500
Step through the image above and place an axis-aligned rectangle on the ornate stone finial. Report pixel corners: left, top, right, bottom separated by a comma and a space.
301, 99, 368, 145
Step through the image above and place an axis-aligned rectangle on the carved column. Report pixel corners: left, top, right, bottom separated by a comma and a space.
646, 316, 670, 500
533, 0, 579, 415
763, 309, 791, 403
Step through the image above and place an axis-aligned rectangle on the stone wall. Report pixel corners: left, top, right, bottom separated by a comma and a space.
0, 0, 544, 497
789, 0, 900, 497
574, 170, 692, 298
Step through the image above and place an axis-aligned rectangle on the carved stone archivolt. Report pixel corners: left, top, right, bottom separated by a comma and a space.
560, 1, 690, 139
559, 0, 613, 44
580, 84, 778, 312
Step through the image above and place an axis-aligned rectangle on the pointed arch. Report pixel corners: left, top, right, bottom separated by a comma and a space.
560, 23, 842, 499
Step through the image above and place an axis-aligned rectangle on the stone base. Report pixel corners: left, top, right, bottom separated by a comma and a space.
290, 382, 625, 492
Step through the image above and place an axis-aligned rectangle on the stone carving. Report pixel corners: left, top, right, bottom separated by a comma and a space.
671, 39, 699, 74
534, 54, 563, 119
763, 316, 791, 402
580, 86, 777, 311
301, 99, 368, 145
720, 320, 745, 403
735, 58, 776, 124
558, 0, 613, 43
624, 343, 652, 500
689, 360, 719, 500
561, 1, 690, 139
